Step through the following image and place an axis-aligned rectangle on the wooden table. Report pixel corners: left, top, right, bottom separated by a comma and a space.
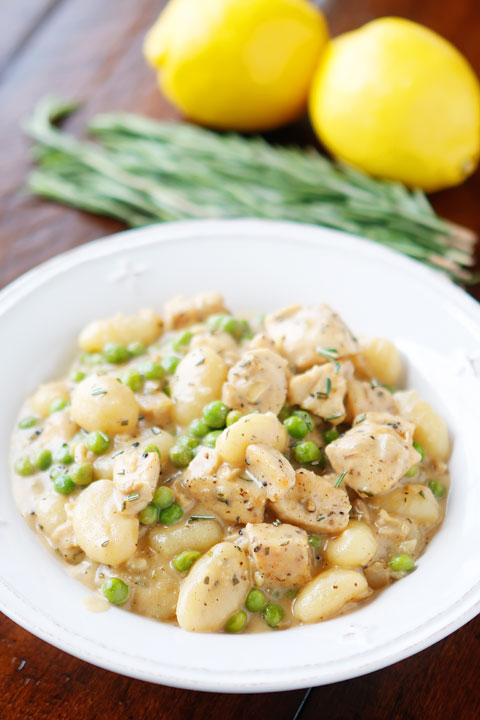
1, 1, 479, 718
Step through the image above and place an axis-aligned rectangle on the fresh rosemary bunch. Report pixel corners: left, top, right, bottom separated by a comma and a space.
24, 97, 477, 282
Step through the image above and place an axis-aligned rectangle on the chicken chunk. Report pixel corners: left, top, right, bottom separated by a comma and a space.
245, 444, 295, 502
183, 447, 266, 523
244, 523, 311, 588
222, 348, 288, 414
288, 361, 353, 424
325, 412, 421, 497
345, 379, 397, 422
264, 304, 359, 371
136, 391, 174, 425
271, 469, 351, 534
164, 292, 226, 330
113, 449, 161, 515
190, 330, 240, 366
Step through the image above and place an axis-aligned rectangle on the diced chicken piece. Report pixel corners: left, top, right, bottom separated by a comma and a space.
244, 523, 311, 588
183, 447, 266, 523
113, 449, 161, 515
271, 469, 351, 534
245, 444, 295, 502
190, 331, 240, 366
38, 408, 79, 445
345, 379, 397, 422
136, 391, 173, 425
264, 304, 359, 371
164, 292, 226, 330
247, 333, 276, 351
288, 361, 353, 424
325, 412, 421, 497
222, 348, 288, 414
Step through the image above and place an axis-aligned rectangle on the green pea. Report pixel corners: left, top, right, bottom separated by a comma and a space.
159, 502, 183, 525
405, 464, 418, 478
144, 443, 161, 457
127, 341, 146, 356
226, 410, 242, 426
177, 434, 200, 450
54, 443, 73, 465
245, 588, 266, 613
427, 480, 446, 499
308, 534, 321, 548
161, 355, 181, 374
163, 384, 171, 397
49, 465, 65, 481
294, 441, 322, 464
278, 405, 291, 422
50, 397, 67, 414
324, 428, 340, 445
35, 449, 52, 471
70, 370, 86, 383
189, 418, 210, 438
123, 369, 143, 392
70, 462, 94, 486
102, 577, 129, 605
225, 610, 248, 633
139, 361, 165, 381
18, 416, 38, 429
86, 430, 110, 454
169, 444, 194, 468
153, 485, 174, 508
208, 314, 251, 341
138, 503, 159, 525
262, 603, 284, 628
383, 384, 396, 393
292, 410, 314, 432
389, 554, 415, 572
172, 330, 193, 352
203, 430, 222, 448
80, 352, 103, 366
202, 400, 228, 429
172, 550, 202, 573
284, 415, 308, 440
103, 343, 131, 364
14, 455, 35, 476
285, 588, 299, 599
412, 442, 425, 460
54, 474, 76, 495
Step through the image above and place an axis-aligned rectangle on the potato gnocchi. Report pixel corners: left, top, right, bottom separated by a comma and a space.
11, 293, 450, 633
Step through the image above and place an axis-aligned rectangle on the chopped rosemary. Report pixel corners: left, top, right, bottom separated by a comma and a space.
355, 413, 366, 424
317, 347, 339, 361
188, 515, 216, 522
126, 493, 139, 502
325, 412, 343, 421
315, 376, 332, 399
151, 426, 161, 435
91, 387, 107, 396
111, 449, 125, 459
334, 471, 348, 488
23, 98, 478, 285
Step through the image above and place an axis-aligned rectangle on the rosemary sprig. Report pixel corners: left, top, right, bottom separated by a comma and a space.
23, 97, 478, 283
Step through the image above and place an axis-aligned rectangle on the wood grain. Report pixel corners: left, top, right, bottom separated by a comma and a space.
0, 0, 479, 717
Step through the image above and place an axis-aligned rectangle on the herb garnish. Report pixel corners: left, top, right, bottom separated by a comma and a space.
188, 515, 216, 523
315, 376, 332, 399
355, 413, 366, 424
127, 493, 139, 502
91, 387, 107, 396
334, 471, 348, 488
325, 412, 343, 421
111, 449, 125, 459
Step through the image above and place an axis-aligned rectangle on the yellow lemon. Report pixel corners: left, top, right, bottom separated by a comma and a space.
144, 0, 328, 131
309, 17, 480, 191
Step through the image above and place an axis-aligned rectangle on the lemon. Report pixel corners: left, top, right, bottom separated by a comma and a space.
309, 18, 480, 191
144, 0, 328, 131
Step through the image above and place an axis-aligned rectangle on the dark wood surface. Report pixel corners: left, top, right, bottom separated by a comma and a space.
0, 1, 479, 718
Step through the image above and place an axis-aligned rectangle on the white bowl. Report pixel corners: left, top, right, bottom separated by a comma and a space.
1, 219, 479, 692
